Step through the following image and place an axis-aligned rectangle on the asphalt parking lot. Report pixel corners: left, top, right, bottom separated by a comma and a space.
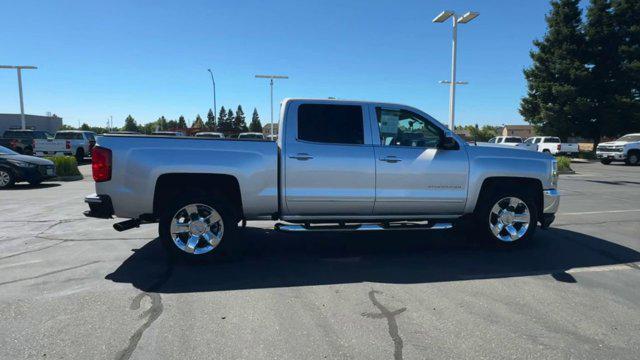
0, 162, 639, 360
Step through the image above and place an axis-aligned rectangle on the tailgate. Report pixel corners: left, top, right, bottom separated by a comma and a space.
35, 139, 68, 152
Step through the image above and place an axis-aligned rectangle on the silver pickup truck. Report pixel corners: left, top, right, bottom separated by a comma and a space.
85, 98, 559, 260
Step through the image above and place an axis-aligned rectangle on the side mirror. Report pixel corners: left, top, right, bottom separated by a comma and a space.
439, 136, 459, 150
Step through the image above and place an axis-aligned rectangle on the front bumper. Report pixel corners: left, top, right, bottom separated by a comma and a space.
84, 193, 114, 219
541, 189, 559, 229
14, 164, 56, 183
596, 151, 626, 160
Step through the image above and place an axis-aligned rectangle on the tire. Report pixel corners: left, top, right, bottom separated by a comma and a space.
158, 191, 237, 261
0, 168, 15, 189
626, 151, 639, 166
543, 149, 551, 154
473, 185, 538, 247
600, 159, 612, 165
75, 148, 85, 163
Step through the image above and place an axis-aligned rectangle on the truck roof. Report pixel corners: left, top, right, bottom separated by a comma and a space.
283, 97, 412, 108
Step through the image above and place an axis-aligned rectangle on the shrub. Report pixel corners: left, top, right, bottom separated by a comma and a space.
45, 156, 82, 177
556, 156, 572, 172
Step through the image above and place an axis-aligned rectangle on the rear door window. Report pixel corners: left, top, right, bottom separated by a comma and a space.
297, 104, 364, 144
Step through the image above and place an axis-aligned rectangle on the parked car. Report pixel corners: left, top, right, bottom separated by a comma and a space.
596, 133, 640, 165
482, 136, 538, 151
0, 130, 52, 155
195, 132, 225, 139
34, 130, 96, 162
85, 98, 560, 261
237, 132, 265, 140
524, 136, 579, 156
151, 131, 185, 137
0, 145, 56, 188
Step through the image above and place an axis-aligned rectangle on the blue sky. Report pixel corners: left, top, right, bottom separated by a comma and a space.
1, 0, 557, 128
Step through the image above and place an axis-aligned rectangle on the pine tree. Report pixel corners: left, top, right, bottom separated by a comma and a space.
249, 108, 263, 132
206, 109, 216, 130
234, 105, 247, 131
123, 115, 139, 132
192, 114, 205, 129
177, 115, 187, 129
217, 106, 228, 130
520, 0, 590, 140
613, 0, 640, 134
585, 0, 625, 143
157, 116, 167, 131
225, 109, 235, 132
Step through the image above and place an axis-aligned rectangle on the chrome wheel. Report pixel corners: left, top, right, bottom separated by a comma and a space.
169, 203, 224, 255
489, 197, 530, 242
0, 170, 10, 187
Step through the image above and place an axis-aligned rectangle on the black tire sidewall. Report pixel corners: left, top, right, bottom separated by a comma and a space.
626, 151, 639, 166
75, 148, 85, 162
158, 192, 237, 261
600, 159, 611, 165
475, 186, 538, 247
0, 168, 15, 189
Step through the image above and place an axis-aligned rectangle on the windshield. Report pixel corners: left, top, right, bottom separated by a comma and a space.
617, 134, 640, 142
0, 145, 18, 155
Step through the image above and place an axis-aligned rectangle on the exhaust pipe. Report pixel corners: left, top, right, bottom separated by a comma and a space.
113, 218, 141, 232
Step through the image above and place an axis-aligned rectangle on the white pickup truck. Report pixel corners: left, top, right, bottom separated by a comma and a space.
84, 98, 560, 261
484, 136, 538, 151
596, 133, 640, 165
35, 130, 96, 162
524, 136, 579, 156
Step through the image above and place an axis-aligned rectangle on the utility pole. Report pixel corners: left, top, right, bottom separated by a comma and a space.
255, 74, 289, 138
0, 65, 38, 130
433, 11, 479, 130
207, 69, 217, 124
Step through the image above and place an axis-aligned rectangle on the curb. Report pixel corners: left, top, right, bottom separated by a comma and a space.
50, 175, 84, 182
558, 169, 576, 175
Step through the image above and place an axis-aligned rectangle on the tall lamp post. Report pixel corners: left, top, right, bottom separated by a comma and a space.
433, 10, 479, 130
255, 74, 289, 137
207, 69, 217, 125
0, 65, 38, 130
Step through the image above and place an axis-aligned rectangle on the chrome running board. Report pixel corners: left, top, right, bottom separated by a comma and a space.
274, 221, 453, 232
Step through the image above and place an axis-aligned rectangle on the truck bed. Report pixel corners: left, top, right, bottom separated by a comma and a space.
95, 135, 279, 218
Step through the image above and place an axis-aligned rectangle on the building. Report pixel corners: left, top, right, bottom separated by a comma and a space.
262, 123, 279, 138
0, 113, 63, 134
500, 125, 534, 138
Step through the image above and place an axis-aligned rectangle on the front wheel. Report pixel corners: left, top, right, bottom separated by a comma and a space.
158, 193, 237, 261
474, 187, 538, 247
600, 159, 612, 165
0, 168, 15, 189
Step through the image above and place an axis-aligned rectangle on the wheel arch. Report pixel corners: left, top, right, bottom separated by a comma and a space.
473, 177, 543, 218
153, 173, 244, 220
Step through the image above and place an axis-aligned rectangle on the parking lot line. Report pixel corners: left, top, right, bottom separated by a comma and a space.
558, 209, 640, 216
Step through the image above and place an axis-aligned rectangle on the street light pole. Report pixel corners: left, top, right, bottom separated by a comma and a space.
207, 69, 217, 124
433, 11, 479, 130
255, 74, 289, 137
0, 65, 38, 130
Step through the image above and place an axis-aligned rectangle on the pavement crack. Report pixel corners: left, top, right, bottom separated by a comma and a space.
0, 260, 100, 286
362, 290, 406, 360
0, 241, 65, 261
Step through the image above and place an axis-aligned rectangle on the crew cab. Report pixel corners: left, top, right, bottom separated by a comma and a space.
524, 136, 579, 156
596, 133, 640, 165
0, 130, 52, 155
484, 136, 538, 151
35, 130, 96, 162
85, 99, 560, 260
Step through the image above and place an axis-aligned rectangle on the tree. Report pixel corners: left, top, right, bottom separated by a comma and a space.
80, 123, 91, 131
166, 119, 178, 130
177, 115, 187, 129
612, 0, 640, 134
192, 114, 205, 129
249, 108, 263, 132
234, 105, 248, 131
217, 106, 232, 132
123, 115, 139, 132
520, 0, 590, 141
157, 116, 167, 131
206, 109, 216, 130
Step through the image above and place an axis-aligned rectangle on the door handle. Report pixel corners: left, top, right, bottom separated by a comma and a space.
289, 153, 314, 161
379, 156, 402, 163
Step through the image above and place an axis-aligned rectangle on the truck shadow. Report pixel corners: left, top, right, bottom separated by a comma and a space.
106, 227, 640, 293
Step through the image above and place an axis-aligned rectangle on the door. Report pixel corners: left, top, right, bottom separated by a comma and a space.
284, 102, 375, 215
372, 106, 468, 215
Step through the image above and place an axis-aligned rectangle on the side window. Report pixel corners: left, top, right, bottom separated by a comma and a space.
496, 138, 503, 143
524, 138, 533, 144
85, 133, 95, 141
376, 108, 442, 148
488, 138, 495, 143
297, 104, 364, 145
534, 138, 542, 144
75, 133, 84, 140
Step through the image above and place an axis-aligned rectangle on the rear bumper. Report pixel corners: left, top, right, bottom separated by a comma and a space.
84, 193, 114, 218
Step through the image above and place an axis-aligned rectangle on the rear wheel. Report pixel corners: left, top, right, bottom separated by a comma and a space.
0, 168, 15, 189
626, 151, 639, 166
600, 159, 612, 165
75, 148, 85, 163
474, 186, 538, 247
159, 192, 237, 261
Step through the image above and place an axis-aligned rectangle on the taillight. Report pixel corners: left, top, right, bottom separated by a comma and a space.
66, 140, 71, 149
557, 144, 561, 151
92, 147, 112, 182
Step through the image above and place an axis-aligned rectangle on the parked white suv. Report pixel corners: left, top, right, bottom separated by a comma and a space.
525, 136, 579, 156
596, 133, 640, 165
